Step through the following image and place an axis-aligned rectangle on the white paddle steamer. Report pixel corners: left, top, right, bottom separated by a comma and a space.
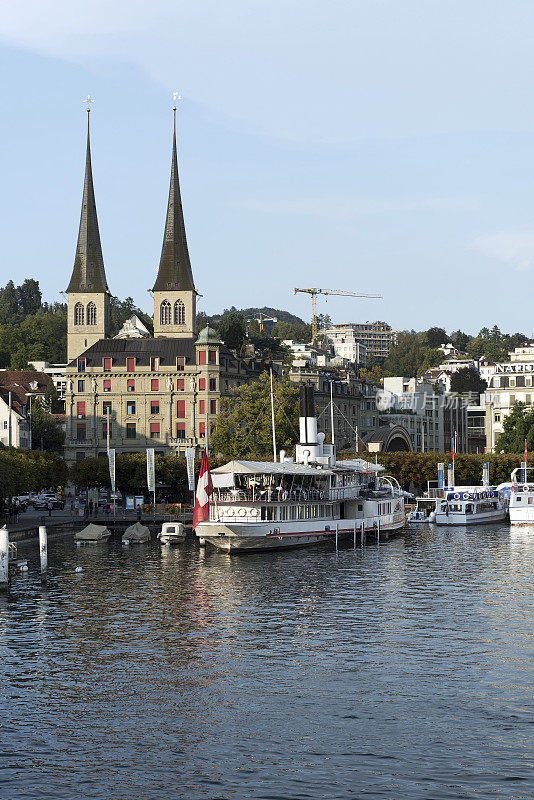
195, 387, 405, 553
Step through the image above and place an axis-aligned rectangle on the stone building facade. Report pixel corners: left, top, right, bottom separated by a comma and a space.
64, 108, 253, 464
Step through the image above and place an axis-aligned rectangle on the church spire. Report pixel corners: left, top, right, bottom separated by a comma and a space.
67, 104, 109, 293
152, 104, 196, 292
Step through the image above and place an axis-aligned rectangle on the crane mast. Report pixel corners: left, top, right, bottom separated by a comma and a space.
292, 287, 382, 341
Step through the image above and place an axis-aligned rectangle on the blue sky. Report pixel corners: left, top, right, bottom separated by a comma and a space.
2, 0, 534, 335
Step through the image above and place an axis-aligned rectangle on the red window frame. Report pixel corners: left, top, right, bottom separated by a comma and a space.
176, 356, 185, 371
126, 423, 136, 439
103, 357, 112, 371
77, 401, 85, 419
199, 422, 206, 437
127, 357, 136, 372
150, 400, 159, 415
177, 378, 185, 391
210, 399, 217, 415
127, 379, 135, 392
199, 400, 205, 415
102, 400, 112, 416
176, 400, 185, 418
208, 350, 217, 364
126, 400, 136, 415
77, 379, 85, 392
78, 358, 86, 372
198, 378, 206, 391
102, 422, 112, 438
209, 378, 216, 391
103, 379, 111, 392
76, 423, 86, 441
198, 350, 207, 365
151, 378, 159, 391
176, 422, 186, 439
150, 423, 160, 439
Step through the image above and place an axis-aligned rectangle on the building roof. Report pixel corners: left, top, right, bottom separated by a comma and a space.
66, 113, 109, 294
196, 326, 223, 345
67, 337, 196, 368
152, 111, 196, 293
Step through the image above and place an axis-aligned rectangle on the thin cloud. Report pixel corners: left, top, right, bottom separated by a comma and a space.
472, 230, 534, 272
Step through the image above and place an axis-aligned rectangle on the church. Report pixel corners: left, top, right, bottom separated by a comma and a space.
64, 107, 253, 464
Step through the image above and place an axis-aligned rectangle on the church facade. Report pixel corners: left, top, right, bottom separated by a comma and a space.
64, 109, 252, 464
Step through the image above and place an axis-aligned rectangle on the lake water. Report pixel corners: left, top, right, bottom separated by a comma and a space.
1, 526, 533, 800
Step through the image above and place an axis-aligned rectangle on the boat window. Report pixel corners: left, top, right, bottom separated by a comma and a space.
166, 527, 175, 533
529, 498, 533, 505
516, 496, 522, 502
465, 504, 472, 514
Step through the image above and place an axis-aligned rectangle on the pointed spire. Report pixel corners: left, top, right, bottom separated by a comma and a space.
152, 105, 196, 292
67, 106, 109, 293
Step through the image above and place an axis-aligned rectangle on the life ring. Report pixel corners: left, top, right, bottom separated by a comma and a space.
462, 492, 469, 500
226, 507, 235, 516
238, 508, 247, 517
282, 491, 288, 501
320, 491, 325, 500
454, 493, 460, 500
250, 508, 259, 517
302, 490, 308, 500
522, 485, 529, 492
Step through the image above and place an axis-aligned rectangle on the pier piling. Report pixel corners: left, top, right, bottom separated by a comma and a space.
39, 525, 48, 583
0, 527, 9, 590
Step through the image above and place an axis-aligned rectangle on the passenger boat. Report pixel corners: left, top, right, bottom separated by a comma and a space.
195, 386, 406, 553
434, 487, 506, 525
158, 521, 185, 544
507, 465, 534, 524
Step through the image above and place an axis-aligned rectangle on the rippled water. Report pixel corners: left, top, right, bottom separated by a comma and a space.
0, 525, 533, 800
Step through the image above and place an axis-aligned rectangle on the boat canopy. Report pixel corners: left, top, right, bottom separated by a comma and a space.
211, 460, 333, 477
335, 459, 384, 474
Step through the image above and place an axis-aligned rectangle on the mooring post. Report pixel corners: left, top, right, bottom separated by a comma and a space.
39, 525, 48, 583
0, 526, 9, 591
361, 519, 365, 547
335, 522, 339, 550
377, 518, 380, 546
353, 521, 357, 549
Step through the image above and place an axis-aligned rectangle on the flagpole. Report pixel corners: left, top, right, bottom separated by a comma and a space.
270, 368, 277, 463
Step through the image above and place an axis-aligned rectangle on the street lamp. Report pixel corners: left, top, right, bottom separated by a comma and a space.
25, 393, 36, 450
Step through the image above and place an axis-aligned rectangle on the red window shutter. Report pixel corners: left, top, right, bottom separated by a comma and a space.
199, 400, 205, 414
78, 380, 85, 392
198, 350, 207, 365
208, 350, 216, 364
127, 357, 135, 372
127, 379, 135, 392
199, 378, 206, 391
150, 423, 160, 437
77, 401, 85, 417
151, 378, 159, 391
176, 400, 185, 418
210, 400, 217, 414
103, 379, 111, 392
176, 422, 186, 439
177, 378, 184, 391
199, 422, 206, 436
103, 358, 111, 371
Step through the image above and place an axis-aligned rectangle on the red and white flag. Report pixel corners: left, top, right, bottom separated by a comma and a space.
193, 450, 213, 530
525, 439, 528, 464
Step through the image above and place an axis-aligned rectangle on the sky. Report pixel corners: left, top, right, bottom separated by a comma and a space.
2, 0, 534, 335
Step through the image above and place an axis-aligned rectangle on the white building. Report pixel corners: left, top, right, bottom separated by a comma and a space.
382, 376, 468, 452
282, 340, 352, 370
481, 343, 534, 451
28, 361, 67, 403
0, 391, 30, 448
324, 327, 367, 366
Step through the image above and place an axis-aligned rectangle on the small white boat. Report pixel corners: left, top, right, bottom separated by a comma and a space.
434, 488, 506, 526
122, 522, 151, 544
75, 523, 111, 543
505, 465, 534, 524
158, 522, 185, 545
407, 498, 436, 524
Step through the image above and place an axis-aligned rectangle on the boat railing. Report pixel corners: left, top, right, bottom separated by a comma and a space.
214, 488, 328, 503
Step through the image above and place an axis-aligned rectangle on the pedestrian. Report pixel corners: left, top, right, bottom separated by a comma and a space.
14, 499, 20, 523
136, 503, 142, 522
88, 499, 93, 516
70, 500, 75, 519
47, 500, 52, 518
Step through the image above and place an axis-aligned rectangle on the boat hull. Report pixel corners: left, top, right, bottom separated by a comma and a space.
196, 515, 405, 553
435, 509, 506, 526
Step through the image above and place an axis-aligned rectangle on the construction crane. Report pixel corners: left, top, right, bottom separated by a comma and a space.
292, 287, 382, 341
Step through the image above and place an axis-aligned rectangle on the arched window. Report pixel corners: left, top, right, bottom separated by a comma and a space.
160, 300, 171, 325
86, 302, 97, 325
74, 302, 84, 325
174, 299, 185, 325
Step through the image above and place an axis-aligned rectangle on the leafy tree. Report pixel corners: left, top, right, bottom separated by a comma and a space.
418, 348, 443, 373
30, 399, 65, 452
43, 381, 63, 413
211, 374, 300, 459
450, 330, 471, 350
383, 331, 422, 377
422, 327, 448, 348
0, 280, 20, 324
18, 279, 42, 316
450, 367, 487, 395
494, 402, 534, 453
359, 364, 383, 385
218, 311, 247, 351
0, 448, 67, 495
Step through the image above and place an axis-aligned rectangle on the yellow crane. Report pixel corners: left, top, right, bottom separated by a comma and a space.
292, 287, 382, 341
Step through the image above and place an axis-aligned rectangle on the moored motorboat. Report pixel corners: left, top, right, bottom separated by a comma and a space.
75, 523, 111, 543
506, 463, 534, 524
407, 498, 436, 524
122, 522, 151, 544
158, 522, 185, 544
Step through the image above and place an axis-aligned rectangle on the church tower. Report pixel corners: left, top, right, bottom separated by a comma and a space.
152, 105, 196, 338
66, 107, 110, 362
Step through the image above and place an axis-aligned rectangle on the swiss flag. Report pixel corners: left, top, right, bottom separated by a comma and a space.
193, 450, 213, 530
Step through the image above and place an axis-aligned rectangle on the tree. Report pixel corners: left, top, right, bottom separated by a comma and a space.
211, 374, 300, 459
18, 279, 42, 316
30, 399, 65, 452
450, 330, 471, 351
450, 367, 487, 395
383, 331, 422, 378
422, 327, 448, 348
43, 381, 63, 413
0, 280, 20, 324
494, 402, 534, 454
218, 311, 247, 351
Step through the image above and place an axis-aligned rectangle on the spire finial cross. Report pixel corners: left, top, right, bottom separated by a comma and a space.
83, 94, 94, 113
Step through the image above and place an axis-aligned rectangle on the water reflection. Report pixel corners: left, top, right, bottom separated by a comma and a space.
0, 526, 532, 800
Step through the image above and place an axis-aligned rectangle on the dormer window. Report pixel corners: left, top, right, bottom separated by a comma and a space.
150, 357, 160, 371
103, 357, 112, 371
78, 358, 86, 372
176, 356, 185, 371
127, 357, 136, 372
